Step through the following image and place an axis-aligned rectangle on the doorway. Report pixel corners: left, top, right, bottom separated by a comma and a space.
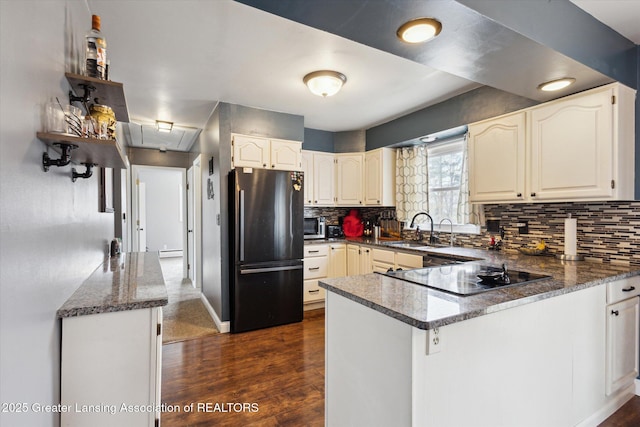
130, 165, 187, 263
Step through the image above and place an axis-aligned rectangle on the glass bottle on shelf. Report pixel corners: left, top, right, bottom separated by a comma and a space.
85, 14, 107, 79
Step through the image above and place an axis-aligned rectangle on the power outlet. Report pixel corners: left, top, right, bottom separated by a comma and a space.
516, 221, 529, 234
425, 327, 443, 355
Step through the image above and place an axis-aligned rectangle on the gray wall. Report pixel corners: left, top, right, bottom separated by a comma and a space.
303, 128, 333, 152
0, 2, 113, 426
193, 103, 304, 322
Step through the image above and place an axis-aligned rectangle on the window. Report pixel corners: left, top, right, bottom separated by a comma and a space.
427, 139, 463, 224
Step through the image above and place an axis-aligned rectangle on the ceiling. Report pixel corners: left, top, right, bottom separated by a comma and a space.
87, 0, 639, 152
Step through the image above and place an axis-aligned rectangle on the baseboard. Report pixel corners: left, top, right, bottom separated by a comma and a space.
304, 301, 325, 311
158, 249, 183, 258
635, 378, 640, 396
199, 294, 230, 333
576, 384, 635, 427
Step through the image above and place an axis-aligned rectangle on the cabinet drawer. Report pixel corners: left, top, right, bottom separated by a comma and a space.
372, 248, 395, 263
304, 244, 329, 258
395, 252, 422, 269
304, 256, 328, 279
607, 277, 640, 304
303, 279, 326, 302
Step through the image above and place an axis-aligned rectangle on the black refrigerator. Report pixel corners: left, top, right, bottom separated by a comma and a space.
228, 168, 304, 333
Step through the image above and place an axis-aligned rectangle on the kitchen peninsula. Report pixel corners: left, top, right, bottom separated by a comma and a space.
57, 252, 167, 427
319, 245, 640, 427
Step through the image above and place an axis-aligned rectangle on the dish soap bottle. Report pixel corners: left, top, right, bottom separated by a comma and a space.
85, 15, 107, 79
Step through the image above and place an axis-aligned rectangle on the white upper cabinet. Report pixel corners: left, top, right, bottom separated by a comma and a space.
232, 134, 270, 169
232, 134, 302, 171
313, 152, 336, 205
270, 138, 302, 171
469, 112, 526, 203
301, 150, 314, 205
364, 148, 396, 206
530, 84, 634, 201
468, 82, 635, 203
336, 153, 364, 205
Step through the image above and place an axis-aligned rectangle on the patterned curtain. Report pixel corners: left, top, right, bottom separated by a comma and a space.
457, 134, 484, 225
396, 146, 429, 223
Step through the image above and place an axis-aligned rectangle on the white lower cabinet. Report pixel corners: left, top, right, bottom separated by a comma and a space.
346, 244, 373, 275
61, 307, 162, 427
304, 243, 347, 308
605, 278, 640, 396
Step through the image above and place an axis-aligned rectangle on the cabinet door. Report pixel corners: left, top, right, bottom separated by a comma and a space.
530, 89, 613, 200
301, 150, 314, 205
606, 297, 639, 396
468, 112, 526, 203
313, 153, 335, 205
232, 134, 270, 168
364, 148, 396, 206
270, 139, 302, 171
364, 149, 382, 205
346, 244, 360, 276
336, 154, 364, 205
329, 244, 347, 278
360, 246, 373, 274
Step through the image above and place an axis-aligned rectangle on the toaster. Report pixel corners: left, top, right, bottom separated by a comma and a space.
327, 225, 344, 238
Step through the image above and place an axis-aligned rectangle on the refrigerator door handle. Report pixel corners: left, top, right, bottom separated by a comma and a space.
239, 189, 245, 261
240, 265, 304, 275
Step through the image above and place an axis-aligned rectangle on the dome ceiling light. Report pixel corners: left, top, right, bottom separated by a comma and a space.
303, 70, 347, 97
537, 77, 576, 92
397, 18, 442, 43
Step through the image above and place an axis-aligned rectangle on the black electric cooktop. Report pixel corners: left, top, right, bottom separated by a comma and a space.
379, 263, 552, 296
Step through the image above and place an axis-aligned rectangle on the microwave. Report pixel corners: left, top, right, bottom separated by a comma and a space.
303, 217, 326, 239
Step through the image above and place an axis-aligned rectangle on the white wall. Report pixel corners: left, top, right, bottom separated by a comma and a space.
136, 167, 185, 252
0, 2, 114, 426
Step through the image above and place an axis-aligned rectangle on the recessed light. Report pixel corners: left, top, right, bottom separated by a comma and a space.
420, 135, 437, 143
397, 18, 442, 43
303, 70, 347, 97
537, 78, 576, 92
156, 120, 173, 132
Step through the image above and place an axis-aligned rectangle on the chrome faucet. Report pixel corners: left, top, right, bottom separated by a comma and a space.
410, 212, 436, 244
439, 218, 455, 246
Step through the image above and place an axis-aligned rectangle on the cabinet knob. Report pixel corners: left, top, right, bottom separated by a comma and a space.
314, 200, 317, 203
611, 310, 619, 316
272, 164, 275, 168
531, 192, 536, 197
263, 164, 267, 167
516, 193, 522, 198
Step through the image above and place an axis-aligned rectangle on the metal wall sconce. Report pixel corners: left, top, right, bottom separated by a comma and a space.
42, 143, 77, 172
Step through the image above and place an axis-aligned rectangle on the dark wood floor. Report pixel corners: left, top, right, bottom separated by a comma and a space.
161, 309, 325, 426
162, 308, 639, 426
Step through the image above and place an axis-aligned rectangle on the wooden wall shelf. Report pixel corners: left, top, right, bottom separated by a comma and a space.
65, 72, 130, 122
37, 132, 128, 169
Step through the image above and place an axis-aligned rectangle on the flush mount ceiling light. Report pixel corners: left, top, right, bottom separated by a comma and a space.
156, 120, 173, 132
419, 135, 437, 143
397, 18, 442, 43
537, 78, 576, 92
303, 70, 347, 97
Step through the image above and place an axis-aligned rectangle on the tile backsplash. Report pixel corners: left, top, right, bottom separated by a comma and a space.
455, 202, 640, 266
307, 202, 640, 266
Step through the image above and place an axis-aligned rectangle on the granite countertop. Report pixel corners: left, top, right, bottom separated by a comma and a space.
318, 240, 640, 330
57, 252, 168, 318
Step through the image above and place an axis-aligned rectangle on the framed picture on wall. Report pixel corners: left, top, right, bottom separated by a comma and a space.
99, 167, 115, 213
209, 157, 214, 176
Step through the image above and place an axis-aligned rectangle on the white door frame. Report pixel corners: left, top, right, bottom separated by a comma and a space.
129, 165, 187, 258
192, 156, 202, 290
